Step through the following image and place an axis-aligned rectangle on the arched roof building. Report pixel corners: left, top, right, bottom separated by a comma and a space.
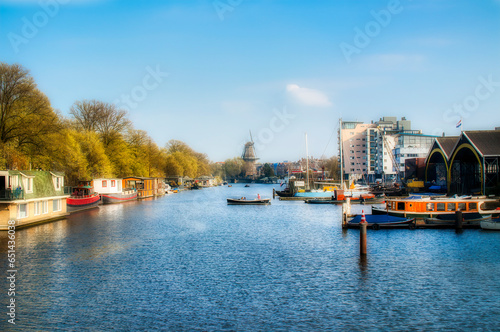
425, 130, 500, 195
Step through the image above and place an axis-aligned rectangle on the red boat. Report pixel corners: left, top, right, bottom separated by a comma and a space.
66, 181, 101, 213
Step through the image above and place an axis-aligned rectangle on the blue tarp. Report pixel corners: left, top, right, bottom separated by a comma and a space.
348, 214, 411, 224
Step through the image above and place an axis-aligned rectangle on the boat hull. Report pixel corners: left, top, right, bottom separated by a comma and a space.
347, 214, 415, 229
67, 195, 101, 213
275, 190, 294, 197
425, 214, 490, 225
480, 218, 500, 230
101, 191, 138, 204
227, 198, 271, 205
306, 198, 383, 205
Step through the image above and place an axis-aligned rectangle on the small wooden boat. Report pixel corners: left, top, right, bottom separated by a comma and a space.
480, 216, 500, 230
347, 214, 415, 230
227, 198, 271, 205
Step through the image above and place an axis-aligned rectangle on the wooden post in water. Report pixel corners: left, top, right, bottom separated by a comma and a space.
273, 188, 276, 199
360, 210, 367, 256
455, 210, 463, 230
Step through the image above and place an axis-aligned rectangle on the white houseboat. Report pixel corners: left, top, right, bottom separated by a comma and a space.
93, 178, 137, 204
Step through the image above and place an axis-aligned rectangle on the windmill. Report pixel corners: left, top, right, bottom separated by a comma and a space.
242, 131, 259, 178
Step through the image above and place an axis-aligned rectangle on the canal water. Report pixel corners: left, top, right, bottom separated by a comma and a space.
1, 184, 499, 331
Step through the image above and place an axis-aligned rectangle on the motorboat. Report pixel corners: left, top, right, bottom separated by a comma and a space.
227, 197, 271, 205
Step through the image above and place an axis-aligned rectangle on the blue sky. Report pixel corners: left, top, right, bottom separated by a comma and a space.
1, 0, 499, 162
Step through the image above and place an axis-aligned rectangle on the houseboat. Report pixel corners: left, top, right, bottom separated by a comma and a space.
121, 177, 165, 199
372, 196, 500, 221
0, 170, 69, 230
93, 178, 137, 204
65, 181, 101, 213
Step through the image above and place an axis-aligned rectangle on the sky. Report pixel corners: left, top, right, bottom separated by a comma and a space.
1, 0, 499, 163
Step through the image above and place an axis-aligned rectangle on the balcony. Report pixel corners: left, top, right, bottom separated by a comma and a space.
0, 189, 24, 201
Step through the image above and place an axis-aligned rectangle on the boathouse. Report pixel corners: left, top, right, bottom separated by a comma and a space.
424, 130, 500, 195
0, 170, 69, 230
425, 136, 458, 191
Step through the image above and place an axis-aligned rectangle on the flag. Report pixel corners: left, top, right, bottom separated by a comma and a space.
456, 119, 462, 128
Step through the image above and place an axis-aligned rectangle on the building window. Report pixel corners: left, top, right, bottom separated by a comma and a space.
53, 176, 63, 191
34, 201, 41, 216
111, 180, 116, 187
25, 178, 34, 193
102, 180, 107, 187
18, 204, 28, 219
53, 199, 61, 212
42, 201, 49, 214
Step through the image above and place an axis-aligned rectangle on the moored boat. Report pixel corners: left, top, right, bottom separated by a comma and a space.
100, 190, 137, 204
480, 216, 500, 230
66, 181, 101, 213
93, 178, 138, 204
425, 214, 491, 226
305, 191, 378, 204
347, 214, 415, 229
372, 196, 500, 220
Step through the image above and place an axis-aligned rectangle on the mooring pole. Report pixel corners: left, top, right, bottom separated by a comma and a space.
360, 210, 367, 256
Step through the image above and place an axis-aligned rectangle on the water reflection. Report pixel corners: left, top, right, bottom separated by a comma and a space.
1, 185, 499, 331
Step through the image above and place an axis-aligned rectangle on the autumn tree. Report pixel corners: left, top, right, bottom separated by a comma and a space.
223, 157, 244, 178
0, 62, 61, 168
164, 140, 210, 178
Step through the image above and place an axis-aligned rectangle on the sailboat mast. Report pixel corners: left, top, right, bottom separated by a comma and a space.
339, 118, 343, 188
305, 132, 309, 190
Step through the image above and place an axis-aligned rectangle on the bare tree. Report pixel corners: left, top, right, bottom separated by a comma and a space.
70, 99, 131, 145
69, 99, 103, 132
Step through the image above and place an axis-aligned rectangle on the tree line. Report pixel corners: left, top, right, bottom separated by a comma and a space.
0, 62, 213, 185
1, 62, 341, 185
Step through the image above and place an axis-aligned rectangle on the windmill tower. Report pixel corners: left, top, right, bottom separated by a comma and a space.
242, 131, 259, 178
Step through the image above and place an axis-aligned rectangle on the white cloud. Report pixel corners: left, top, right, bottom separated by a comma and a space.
286, 84, 332, 107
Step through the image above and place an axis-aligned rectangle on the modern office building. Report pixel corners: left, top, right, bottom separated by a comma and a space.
339, 117, 437, 183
